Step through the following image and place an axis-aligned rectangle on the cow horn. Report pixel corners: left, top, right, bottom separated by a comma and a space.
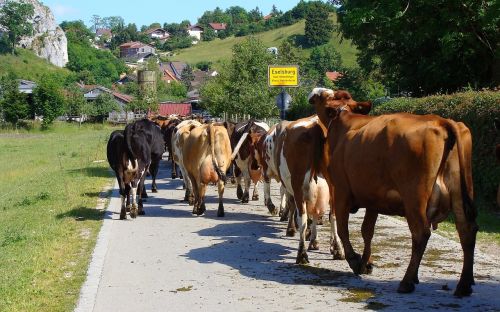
231, 132, 249, 161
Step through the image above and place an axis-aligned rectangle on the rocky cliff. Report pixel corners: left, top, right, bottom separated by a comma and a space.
0, 0, 68, 67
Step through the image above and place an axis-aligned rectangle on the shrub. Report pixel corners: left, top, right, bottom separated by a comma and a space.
374, 90, 500, 210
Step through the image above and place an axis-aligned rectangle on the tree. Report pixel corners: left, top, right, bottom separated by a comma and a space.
32, 76, 66, 128
0, 72, 29, 125
64, 85, 93, 125
306, 43, 343, 82
337, 0, 499, 95
92, 93, 119, 122
248, 7, 263, 22
304, 1, 334, 47
0, 0, 34, 54
201, 27, 216, 41
200, 37, 278, 118
181, 65, 194, 89
90, 14, 102, 32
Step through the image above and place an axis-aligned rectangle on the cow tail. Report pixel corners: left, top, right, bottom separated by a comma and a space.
444, 122, 476, 222
310, 124, 325, 184
209, 124, 227, 182
125, 123, 138, 171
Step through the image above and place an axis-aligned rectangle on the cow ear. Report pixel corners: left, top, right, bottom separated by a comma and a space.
352, 101, 372, 115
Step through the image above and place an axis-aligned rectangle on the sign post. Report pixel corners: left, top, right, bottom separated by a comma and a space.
268, 65, 299, 120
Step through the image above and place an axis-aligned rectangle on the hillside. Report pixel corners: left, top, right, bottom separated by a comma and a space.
170, 16, 358, 68
0, 49, 72, 82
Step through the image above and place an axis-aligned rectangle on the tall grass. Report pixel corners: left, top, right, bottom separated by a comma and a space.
0, 122, 118, 311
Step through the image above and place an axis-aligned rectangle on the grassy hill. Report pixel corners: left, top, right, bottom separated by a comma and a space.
0, 49, 72, 82
170, 16, 358, 68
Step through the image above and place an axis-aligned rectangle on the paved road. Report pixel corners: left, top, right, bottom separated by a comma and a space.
76, 160, 500, 312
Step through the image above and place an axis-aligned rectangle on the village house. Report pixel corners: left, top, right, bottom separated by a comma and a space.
80, 84, 136, 122
143, 28, 170, 43
119, 41, 155, 59
159, 63, 179, 83
95, 28, 112, 42
208, 23, 226, 33
187, 25, 203, 43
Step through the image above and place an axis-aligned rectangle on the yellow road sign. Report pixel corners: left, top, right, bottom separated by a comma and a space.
268, 65, 299, 87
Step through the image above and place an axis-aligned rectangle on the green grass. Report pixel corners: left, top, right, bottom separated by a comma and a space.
0, 49, 72, 81
170, 16, 358, 68
0, 122, 118, 311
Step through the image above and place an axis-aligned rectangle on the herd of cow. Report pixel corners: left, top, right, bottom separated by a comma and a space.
106, 88, 480, 298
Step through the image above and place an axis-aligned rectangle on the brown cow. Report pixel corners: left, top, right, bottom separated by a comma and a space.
309, 88, 477, 297
183, 124, 232, 216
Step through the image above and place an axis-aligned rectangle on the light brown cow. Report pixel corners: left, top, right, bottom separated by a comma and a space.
309, 88, 477, 297
183, 124, 232, 216
172, 119, 203, 204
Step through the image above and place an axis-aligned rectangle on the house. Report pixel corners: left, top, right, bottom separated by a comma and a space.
159, 63, 179, 83
81, 85, 136, 122
143, 28, 170, 43
208, 23, 226, 33
18, 79, 37, 94
187, 25, 203, 43
116, 73, 137, 85
156, 102, 192, 116
263, 14, 273, 21
168, 61, 188, 80
325, 71, 344, 82
95, 28, 112, 41
119, 41, 155, 58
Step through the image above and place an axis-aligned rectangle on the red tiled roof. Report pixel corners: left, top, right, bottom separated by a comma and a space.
162, 69, 178, 82
326, 71, 344, 81
263, 14, 273, 20
112, 91, 134, 103
208, 23, 226, 31
158, 103, 192, 116
119, 41, 149, 49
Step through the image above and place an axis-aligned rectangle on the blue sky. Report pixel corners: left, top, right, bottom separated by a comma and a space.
42, 0, 300, 28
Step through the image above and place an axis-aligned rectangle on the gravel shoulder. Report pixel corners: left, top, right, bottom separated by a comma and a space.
76, 160, 500, 312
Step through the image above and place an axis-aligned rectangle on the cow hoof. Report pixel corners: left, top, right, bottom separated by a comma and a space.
280, 214, 288, 222
296, 251, 309, 265
152, 188, 158, 193
267, 203, 278, 216
120, 212, 126, 220
142, 192, 148, 198
217, 205, 225, 217
241, 192, 249, 203
252, 194, 259, 201
347, 253, 363, 275
197, 203, 206, 216
363, 262, 373, 274
236, 185, 243, 199
286, 228, 296, 237
308, 240, 319, 251
126, 205, 131, 212
454, 281, 473, 297
397, 281, 415, 294
331, 249, 346, 260
171, 174, 177, 179
130, 210, 138, 219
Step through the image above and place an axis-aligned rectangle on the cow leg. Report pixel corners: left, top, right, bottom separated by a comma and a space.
120, 195, 127, 220
286, 199, 296, 237
130, 183, 138, 219
149, 160, 159, 193
398, 210, 431, 294
295, 199, 309, 264
279, 185, 289, 221
171, 150, 177, 179
453, 203, 478, 297
360, 210, 378, 274
241, 173, 251, 203
178, 164, 183, 179
252, 181, 259, 201
125, 184, 131, 212
189, 173, 199, 215
217, 180, 225, 217
197, 183, 207, 216
235, 167, 243, 199
335, 195, 362, 274
308, 214, 319, 251
138, 175, 146, 216
263, 178, 277, 215
141, 184, 148, 199
329, 209, 345, 260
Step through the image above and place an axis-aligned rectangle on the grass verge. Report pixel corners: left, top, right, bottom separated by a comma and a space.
0, 122, 118, 311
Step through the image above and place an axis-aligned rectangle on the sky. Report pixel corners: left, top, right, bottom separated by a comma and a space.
41, 0, 300, 28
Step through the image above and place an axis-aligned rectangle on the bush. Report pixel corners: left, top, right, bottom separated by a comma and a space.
374, 90, 500, 210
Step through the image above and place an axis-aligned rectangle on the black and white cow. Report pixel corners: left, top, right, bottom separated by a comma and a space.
230, 119, 270, 203
107, 128, 150, 219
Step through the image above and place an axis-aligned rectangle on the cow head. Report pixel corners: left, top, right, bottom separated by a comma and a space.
309, 88, 372, 127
